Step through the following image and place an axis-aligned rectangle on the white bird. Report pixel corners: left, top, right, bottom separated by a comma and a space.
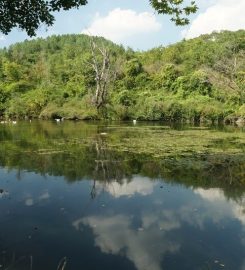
55, 119, 61, 122
12, 121, 17, 124
133, 119, 137, 125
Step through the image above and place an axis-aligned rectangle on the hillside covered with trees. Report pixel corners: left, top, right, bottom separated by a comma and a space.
0, 30, 244, 123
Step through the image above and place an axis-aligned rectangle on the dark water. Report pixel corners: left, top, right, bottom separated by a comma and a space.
0, 121, 244, 270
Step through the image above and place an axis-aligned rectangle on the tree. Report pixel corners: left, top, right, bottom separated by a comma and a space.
214, 39, 245, 81
0, 0, 197, 36
236, 71, 245, 104
90, 39, 111, 109
0, 0, 87, 36
150, 0, 198, 25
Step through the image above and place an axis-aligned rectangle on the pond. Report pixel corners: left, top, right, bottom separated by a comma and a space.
0, 121, 245, 270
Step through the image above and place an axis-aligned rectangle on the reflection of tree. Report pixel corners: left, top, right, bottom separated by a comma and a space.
91, 134, 131, 199
0, 253, 32, 270
0, 121, 245, 200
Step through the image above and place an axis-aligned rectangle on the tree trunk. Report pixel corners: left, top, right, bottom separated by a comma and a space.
90, 39, 110, 109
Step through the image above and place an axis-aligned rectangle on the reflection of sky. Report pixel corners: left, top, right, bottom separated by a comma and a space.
96, 176, 156, 198
194, 188, 245, 226
73, 178, 245, 270
74, 214, 180, 270
24, 191, 50, 206
1, 167, 245, 270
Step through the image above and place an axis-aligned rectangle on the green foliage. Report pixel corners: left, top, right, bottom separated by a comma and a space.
235, 105, 245, 117
0, 0, 88, 36
124, 58, 143, 77
236, 71, 245, 104
0, 31, 244, 122
0, 121, 244, 187
153, 64, 179, 91
0, 85, 9, 112
122, 58, 145, 88
2, 61, 23, 81
134, 98, 165, 120
39, 96, 98, 120
176, 70, 213, 97
150, 0, 198, 25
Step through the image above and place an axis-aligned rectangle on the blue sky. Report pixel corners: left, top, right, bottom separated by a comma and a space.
0, 0, 244, 50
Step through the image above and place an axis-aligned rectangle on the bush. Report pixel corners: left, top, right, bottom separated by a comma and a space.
153, 64, 179, 92
40, 96, 98, 120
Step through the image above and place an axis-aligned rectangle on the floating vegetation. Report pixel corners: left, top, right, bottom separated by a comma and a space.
37, 149, 67, 155
0, 121, 244, 187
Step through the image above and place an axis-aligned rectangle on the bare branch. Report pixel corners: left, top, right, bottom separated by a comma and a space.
89, 38, 111, 109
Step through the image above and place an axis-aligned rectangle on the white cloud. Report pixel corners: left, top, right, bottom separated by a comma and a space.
182, 0, 245, 39
81, 8, 161, 44
0, 35, 6, 41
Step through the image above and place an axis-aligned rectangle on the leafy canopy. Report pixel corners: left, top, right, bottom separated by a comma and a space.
0, 0, 197, 36
0, 30, 244, 121
0, 0, 87, 36
150, 0, 198, 25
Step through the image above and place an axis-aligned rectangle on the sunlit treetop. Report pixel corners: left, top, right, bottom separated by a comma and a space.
0, 0, 198, 37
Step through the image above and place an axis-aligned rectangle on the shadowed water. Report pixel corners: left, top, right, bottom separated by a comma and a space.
0, 121, 244, 270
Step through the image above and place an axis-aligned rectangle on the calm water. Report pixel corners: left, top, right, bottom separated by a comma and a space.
0, 121, 245, 270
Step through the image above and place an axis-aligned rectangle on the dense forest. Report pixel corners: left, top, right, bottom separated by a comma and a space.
0, 30, 244, 122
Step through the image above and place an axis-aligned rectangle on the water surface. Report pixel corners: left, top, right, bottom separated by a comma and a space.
0, 121, 244, 270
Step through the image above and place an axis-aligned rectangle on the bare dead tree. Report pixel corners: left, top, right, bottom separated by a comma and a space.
90, 38, 111, 109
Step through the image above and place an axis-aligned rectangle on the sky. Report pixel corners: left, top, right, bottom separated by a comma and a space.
0, 0, 244, 51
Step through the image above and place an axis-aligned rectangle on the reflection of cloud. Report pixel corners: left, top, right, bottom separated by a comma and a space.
39, 191, 50, 201
142, 211, 180, 232
98, 177, 156, 198
194, 188, 224, 202
25, 198, 34, 206
158, 211, 181, 231
73, 184, 245, 270
194, 188, 245, 226
24, 191, 50, 206
74, 214, 179, 270
242, 259, 245, 270
233, 203, 245, 226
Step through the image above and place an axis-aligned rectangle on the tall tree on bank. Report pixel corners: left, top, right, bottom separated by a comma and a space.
0, 0, 197, 36
89, 38, 111, 110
